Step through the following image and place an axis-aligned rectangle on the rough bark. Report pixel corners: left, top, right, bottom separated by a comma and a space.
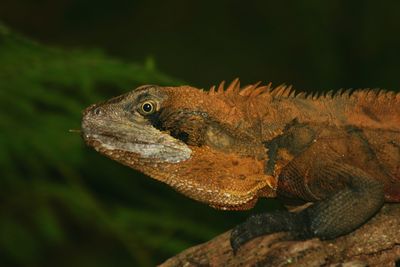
160, 204, 400, 267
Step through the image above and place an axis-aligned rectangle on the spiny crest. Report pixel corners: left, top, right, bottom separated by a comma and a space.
316, 87, 400, 103
207, 78, 400, 102
354, 88, 399, 98
208, 78, 296, 99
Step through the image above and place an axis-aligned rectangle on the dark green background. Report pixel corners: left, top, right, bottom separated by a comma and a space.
1, 1, 399, 266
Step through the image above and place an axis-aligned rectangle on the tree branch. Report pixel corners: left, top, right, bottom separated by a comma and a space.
160, 204, 400, 267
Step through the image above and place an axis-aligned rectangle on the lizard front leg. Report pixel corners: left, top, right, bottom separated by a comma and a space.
230, 162, 384, 253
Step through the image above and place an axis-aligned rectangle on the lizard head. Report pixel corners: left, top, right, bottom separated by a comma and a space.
82, 80, 277, 210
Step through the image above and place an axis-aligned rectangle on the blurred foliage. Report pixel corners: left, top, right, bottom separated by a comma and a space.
1, 23, 266, 267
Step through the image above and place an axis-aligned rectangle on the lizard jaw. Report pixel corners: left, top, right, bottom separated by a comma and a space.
81, 105, 192, 164
82, 131, 192, 164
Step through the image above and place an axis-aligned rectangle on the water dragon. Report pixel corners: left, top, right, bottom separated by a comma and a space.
81, 79, 400, 253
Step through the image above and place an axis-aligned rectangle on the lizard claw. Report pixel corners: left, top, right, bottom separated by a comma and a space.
230, 214, 270, 254
230, 211, 306, 254
230, 223, 251, 254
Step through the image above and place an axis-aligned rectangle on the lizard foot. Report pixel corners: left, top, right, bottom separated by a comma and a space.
230, 173, 384, 254
230, 211, 308, 254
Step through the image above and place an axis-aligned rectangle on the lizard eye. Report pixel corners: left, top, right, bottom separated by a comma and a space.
139, 101, 156, 115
